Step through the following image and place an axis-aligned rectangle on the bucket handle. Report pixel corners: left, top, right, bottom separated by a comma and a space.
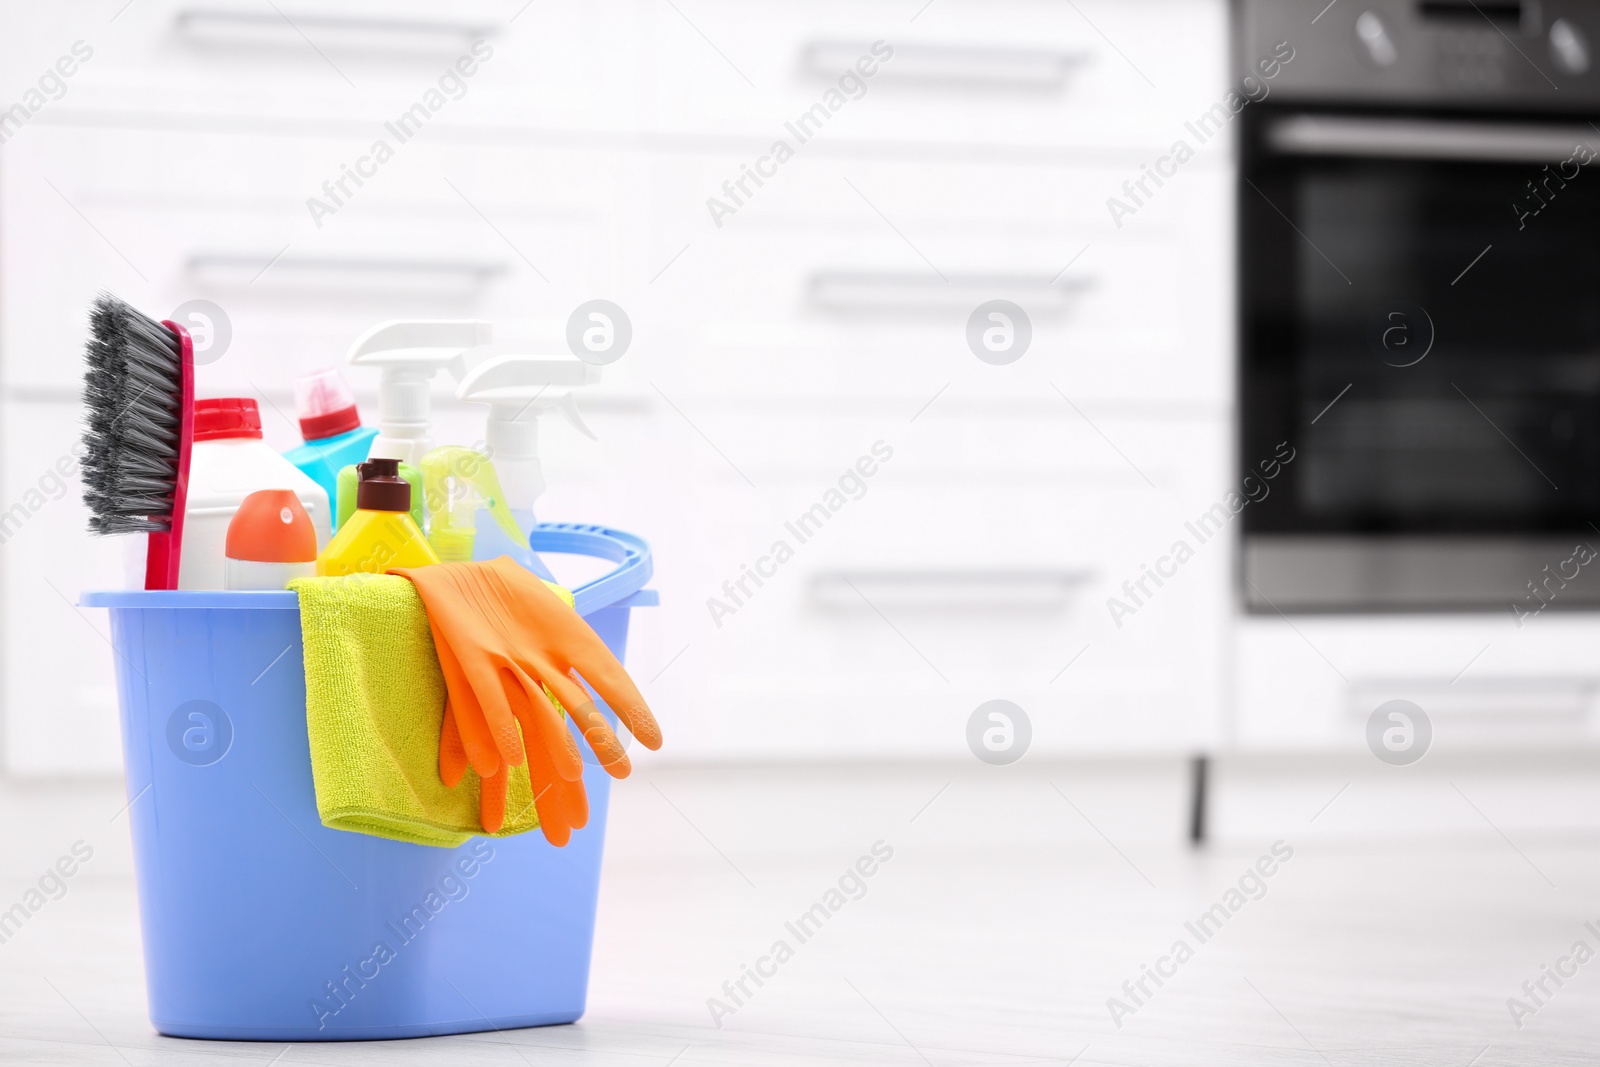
528, 523, 653, 617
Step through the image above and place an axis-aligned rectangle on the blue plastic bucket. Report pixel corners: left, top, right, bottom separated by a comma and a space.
82, 524, 654, 1041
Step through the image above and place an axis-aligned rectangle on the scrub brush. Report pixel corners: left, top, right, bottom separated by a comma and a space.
80, 293, 195, 590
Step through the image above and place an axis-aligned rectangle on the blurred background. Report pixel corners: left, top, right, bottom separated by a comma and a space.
1, 0, 1234, 776
6, 0, 1600, 1062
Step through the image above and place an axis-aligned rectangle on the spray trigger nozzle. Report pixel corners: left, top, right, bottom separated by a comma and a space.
420, 446, 526, 562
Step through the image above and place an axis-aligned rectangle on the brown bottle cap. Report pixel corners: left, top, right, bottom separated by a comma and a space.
356, 458, 411, 512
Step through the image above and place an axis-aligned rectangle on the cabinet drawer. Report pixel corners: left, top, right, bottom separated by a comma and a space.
1235, 616, 1600, 753
67, 0, 645, 133
613, 154, 1231, 405
631, 0, 1227, 152
550, 406, 1230, 759
1, 127, 631, 391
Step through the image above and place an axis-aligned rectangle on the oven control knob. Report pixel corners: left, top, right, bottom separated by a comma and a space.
1550, 18, 1591, 76
1355, 10, 1399, 67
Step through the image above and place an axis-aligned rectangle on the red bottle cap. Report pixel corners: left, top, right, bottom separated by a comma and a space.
299, 406, 361, 441
226, 490, 318, 563
193, 398, 263, 442
294, 369, 362, 441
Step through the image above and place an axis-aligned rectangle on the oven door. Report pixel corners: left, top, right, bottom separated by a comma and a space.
1240, 110, 1600, 612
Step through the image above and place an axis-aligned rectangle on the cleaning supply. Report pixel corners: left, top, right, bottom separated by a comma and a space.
393, 557, 662, 843
419, 446, 527, 562
283, 368, 377, 515
334, 460, 423, 533
317, 458, 438, 576
80, 292, 196, 590
337, 320, 484, 533
224, 490, 318, 590
83, 523, 654, 1039
347, 319, 492, 467
454, 353, 600, 579
167, 398, 332, 590
288, 572, 545, 846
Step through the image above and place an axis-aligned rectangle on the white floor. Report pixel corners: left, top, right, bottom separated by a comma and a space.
4, 758, 1600, 1065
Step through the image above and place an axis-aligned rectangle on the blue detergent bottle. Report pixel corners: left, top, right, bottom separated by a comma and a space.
283, 369, 378, 526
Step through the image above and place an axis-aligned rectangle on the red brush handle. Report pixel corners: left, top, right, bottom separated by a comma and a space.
144, 321, 195, 591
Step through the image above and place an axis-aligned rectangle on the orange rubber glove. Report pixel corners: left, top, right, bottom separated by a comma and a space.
438, 689, 588, 844
394, 557, 661, 843
433, 629, 589, 844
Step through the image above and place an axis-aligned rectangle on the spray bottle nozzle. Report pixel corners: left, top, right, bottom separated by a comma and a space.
420, 446, 526, 562
453, 353, 601, 515
346, 320, 493, 466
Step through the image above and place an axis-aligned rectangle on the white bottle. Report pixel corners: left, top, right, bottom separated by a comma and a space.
178, 398, 332, 591
454, 353, 599, 579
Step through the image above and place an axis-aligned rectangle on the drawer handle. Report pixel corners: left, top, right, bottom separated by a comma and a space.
809, 568, 1092, 611
175, 9, 499, 51
800, 40, 1088, 91
187, 253, 507, 291
808, 271, 1089, 314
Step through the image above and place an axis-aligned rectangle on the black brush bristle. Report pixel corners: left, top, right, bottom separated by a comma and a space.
81, 293, 183, 535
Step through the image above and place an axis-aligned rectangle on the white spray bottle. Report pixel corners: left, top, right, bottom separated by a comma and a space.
454, 352, 600, 580
347, 320, 493, 466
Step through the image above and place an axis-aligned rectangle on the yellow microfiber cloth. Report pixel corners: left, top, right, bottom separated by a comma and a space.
288, 572, 574, 848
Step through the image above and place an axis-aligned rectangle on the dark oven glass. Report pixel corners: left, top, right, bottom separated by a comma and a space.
1240, 110, 1600, 537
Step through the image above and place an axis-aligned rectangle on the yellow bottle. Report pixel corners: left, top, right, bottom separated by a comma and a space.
317, 458, 440, 576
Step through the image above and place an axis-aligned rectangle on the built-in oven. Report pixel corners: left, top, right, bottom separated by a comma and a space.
1238, 0, 1600, 612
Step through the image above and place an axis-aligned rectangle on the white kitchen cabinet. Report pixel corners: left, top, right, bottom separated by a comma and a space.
0, 0, 1233, 773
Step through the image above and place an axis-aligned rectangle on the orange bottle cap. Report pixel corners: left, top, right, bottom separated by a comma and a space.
226, 489, 318, 563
